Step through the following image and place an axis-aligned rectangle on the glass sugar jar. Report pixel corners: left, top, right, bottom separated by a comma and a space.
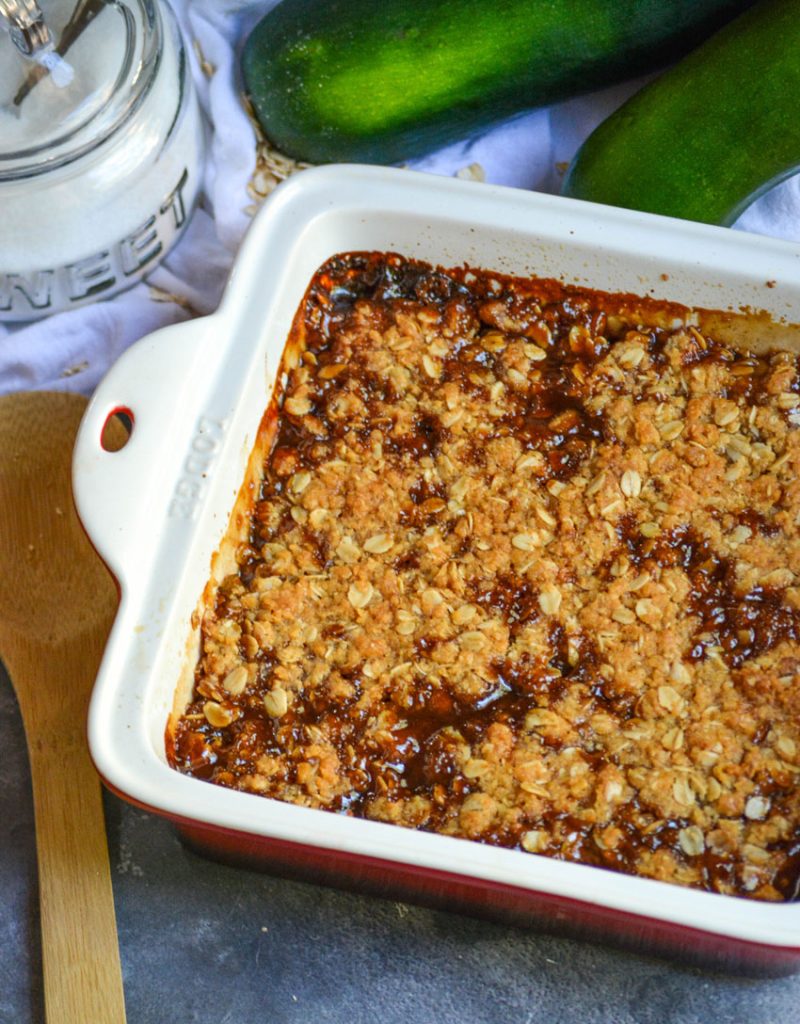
0, 0, 205, 321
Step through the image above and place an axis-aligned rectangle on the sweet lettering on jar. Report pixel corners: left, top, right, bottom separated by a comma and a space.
0, 168, 191, 315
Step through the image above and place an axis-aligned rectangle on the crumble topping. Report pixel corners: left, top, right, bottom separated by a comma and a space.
169, 253, 800, 901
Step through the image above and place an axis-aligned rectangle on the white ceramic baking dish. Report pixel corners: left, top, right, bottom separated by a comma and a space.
74, 164, 800, 974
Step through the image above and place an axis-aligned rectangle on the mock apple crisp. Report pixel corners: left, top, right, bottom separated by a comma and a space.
169, 252, 800, 901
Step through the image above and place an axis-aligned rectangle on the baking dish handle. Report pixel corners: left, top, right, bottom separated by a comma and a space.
73, 316, 215, 581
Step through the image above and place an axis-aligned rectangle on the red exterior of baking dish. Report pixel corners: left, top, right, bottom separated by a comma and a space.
99, 772, 800, 977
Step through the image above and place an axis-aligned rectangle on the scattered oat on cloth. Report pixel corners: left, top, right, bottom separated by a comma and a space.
2, 0, 799, 396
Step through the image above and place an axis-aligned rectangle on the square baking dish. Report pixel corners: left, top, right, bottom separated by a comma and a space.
74, 164, 800, 974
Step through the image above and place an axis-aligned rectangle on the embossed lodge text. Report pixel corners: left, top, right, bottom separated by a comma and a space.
168, 415, 227, 520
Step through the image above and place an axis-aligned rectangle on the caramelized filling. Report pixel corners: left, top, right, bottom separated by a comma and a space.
169, 253, 800, 901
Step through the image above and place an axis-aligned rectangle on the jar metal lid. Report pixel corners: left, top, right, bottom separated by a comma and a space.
0, 0, 161, 181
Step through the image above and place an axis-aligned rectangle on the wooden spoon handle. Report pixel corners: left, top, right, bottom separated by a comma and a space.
0, 391, 127, 1022
21, 645, 127, 1024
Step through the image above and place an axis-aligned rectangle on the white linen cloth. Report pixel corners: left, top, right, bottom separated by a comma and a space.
2, 0, 799, 396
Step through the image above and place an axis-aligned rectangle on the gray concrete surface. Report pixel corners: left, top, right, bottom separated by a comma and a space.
2, 661, 798, 1024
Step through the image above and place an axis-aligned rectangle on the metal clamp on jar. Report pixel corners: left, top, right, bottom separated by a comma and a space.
2, 0, 53, 55
0, 0, 205, 321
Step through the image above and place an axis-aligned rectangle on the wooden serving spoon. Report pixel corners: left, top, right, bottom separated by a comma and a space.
0, 391, 127, 1024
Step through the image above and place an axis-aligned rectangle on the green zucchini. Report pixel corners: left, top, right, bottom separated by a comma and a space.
562, 0, 800, 225
242, 0, 755, 165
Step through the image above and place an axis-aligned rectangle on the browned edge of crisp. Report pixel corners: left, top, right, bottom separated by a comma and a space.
165, 303, 312, 749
